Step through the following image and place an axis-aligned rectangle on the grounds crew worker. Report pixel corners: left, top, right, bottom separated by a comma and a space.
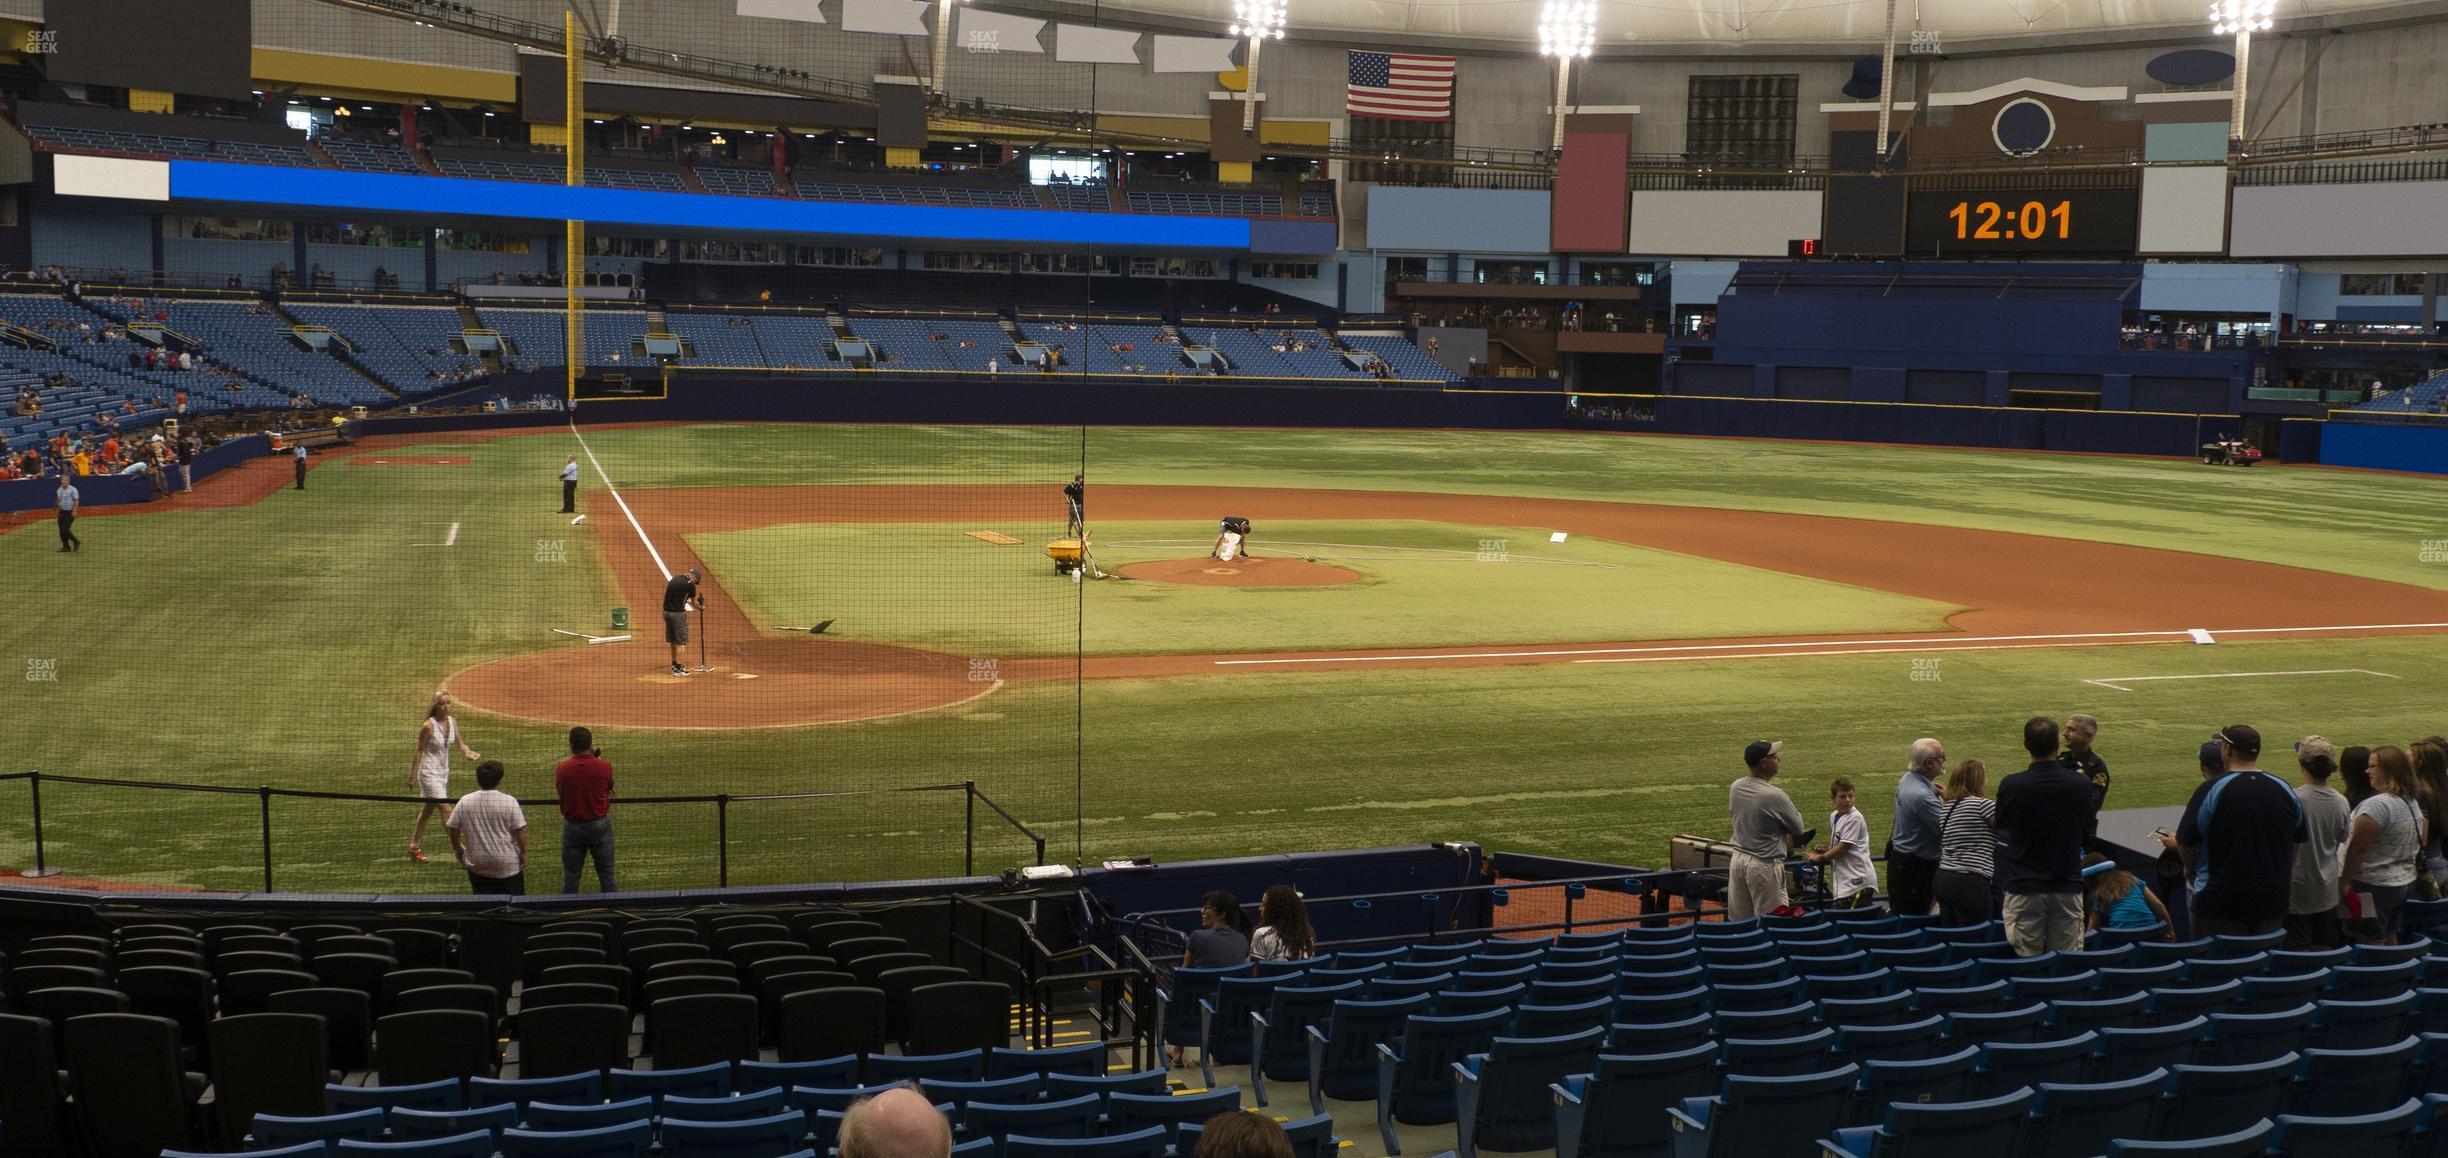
561, 455, 580, 514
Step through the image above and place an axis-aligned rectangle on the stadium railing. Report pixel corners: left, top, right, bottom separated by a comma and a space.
0, 769, 1044, 890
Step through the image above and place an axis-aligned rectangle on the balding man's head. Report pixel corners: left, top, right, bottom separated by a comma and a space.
837, 1087, 952, 1158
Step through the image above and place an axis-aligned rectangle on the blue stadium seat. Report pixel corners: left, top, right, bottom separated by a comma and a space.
1866, 946, 1948, 971
1712, 977, 1807, 1012
1373, 974, 1456, 1002
2268, 1097, 2424, 1158
2182, 953, 2270, 985
2421, 1033, 2448, 1096
2094, 1017, 2211, 1081
738, 1056, 859, 1091
2104, 928, 2186, 955
2204, 1004, 2317, 1064
1704, 959, 1789, 987
1450, 1027, 1605, 1158
2097, 963, 2188, 996
2269, 949, 2353, 973
1893, 963, 1976, 990
868, 1051, 986, 1084
920, 1075, 1043, 1130
2009, 972, 2101, 1003
334, 1130, 498, 1157
2317, 993, 2418, 1050
1833, 1016, 1944, 1065
1941, 942, 2014, 966
2105, 1119, 2274, 1155
1435, 984, 1527, 1019
2149, 981, 2244, 1024
2329, 962, 2421, 1001
1805, 970, 1897, 1002
1818, 992, 1916, 1027
662, 1088, 790, 1123
1042, 1068, 1166, 1109
1613, 986, 1709, 1023
1698, 943, 1778, 970
250, 1107, 389, 1150
1004, 1124, 1168, 1158
2291, 1036, 2420, 1117
1970, 954, 2058, 985
660, 1110, 809, 1158
1372, 1007, 1512, 1150
986, 1042, 1107, 1082
1974, 1031, 2097, 1096
523, 1098, 657, 1133
1607, 1012, 1716, 1054
2023, 1070, 2173, 1156
1820, 1086, 2036, 1157
498, 1119, 656, 1158
1305, 993, 1431, 1115
385, 1103, 521, 1142
327, 1079, 463, 1114
2161, 1053, 2301, 1139
2242, 972, 2334, 1014
1549, 1042, 1720, 1158
470, 1071, 603, 1109
1943, 1002, 2048, 1046
1791, 951, 1875, 979
1912, 981, 2009, 1017
1711, 1002, 1816, 1041
1665, 1064, 1859, 1158
2049, 989, 2151, 1034
1200, 974, 1287, 1081
1107, 1087, 1240, 1152
964, 1093, 1103, 1147
1844, 1045, 1980, 1126
1335, 947, 1407, 969
2208, 931, 2286, 958
1513, 997, 1614, 1040
606, 1061, 732, 1103
1721, 1028, 1841, 1079
1923, 923, 1999, 947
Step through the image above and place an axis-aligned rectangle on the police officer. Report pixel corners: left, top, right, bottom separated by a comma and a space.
2062, 713, 2110, 845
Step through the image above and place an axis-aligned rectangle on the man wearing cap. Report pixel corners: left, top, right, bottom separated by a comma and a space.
2285, 736, 2351, 949
1726, 740, 1808, 921
2162, 724, 2307, 937
663, 567, 703, 677
1996, 717, 2094, 955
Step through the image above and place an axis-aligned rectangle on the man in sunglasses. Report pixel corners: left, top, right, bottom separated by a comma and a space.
2161, 724, 2308, 937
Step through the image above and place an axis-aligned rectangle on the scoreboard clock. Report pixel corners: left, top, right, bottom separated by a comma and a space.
1903, 187, 2139, 255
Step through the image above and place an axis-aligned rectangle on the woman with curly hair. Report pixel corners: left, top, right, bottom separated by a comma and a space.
1248, 885, 1316, 962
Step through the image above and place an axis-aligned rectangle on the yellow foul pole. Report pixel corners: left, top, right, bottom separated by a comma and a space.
564, 9, 585, 403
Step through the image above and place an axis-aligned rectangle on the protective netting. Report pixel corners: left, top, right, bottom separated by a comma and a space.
0, 410, 1086, 893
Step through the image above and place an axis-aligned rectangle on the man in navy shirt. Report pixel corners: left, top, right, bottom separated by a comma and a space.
2165, 723, 2307, 937
1996, 717, 2094, 955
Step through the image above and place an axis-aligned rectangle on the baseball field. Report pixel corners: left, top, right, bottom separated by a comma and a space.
5, 418, 2446, 894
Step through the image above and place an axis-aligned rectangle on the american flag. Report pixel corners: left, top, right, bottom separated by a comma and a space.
1347, 51, 1456, 121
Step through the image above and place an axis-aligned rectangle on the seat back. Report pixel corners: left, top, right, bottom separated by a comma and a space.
988, 1041, 1110, 1081
2292, 1037, 2420, 1118
1720, 1027, 1837, 1078
1003, 1123, 1169, 1158
659, 1088, 788, 1122
0, 1013, 76, 1156
209, 1012, 330, 1144
906, 981, 1012, 1057
498, 1118, 655, 1158
2023, 1070, 2168, 1158
1975, 1031, 2097, 1096
1257, 981, 1365, 1077
64, 1012, 196, 1156
387, 1104, 523, 1142
1385, 1007, 1511, 1124
1677, 1064, 1859, 1157
469, 1072, 607, 1110
524, 1096, 658, 1132
326, 1078, 465, 1114
645, 993, 760, 1071
1850, 1044, 1980, 1125
1873, 1087, 2037, 1152
2163, 1053, 2301, 1138
2103, 1119, 2274, 1155
1606, 1012, 1714, 1054
1565, 1042, 1719, 1156
779, 986, 888, 1064
1461, 1026, 1605, 1152
1833, 1015, 1942, 1065
2204, 1003, 2316, 1065
2267, 1097, 2425, 1157
604, 1061, 732, 1103
867, 1048, 987, 1083
271, 986, 375, 1073
375, 1009, 499, 1087
966, 1091, 1104, 1140
877, 965, 969, 1044
659, 1110, 806, 1158
1309, 993, 1430, 1102
2094, 1016, 2209, 1081
2317, 993, 2418, 1051
1110, 1087, 1243, 1149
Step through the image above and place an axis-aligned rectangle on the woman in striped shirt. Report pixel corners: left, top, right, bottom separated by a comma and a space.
1933, 759, 1996, 925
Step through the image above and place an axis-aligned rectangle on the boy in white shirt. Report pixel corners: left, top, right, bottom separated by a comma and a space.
1810, 778, 1879, 908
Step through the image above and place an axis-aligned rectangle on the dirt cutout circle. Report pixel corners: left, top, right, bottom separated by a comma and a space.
1117, 556, 1361, 588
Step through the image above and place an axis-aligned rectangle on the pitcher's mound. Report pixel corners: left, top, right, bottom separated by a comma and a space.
1118, 556, 1360, 588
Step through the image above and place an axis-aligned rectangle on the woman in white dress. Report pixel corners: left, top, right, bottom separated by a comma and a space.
408, 690, 481, 863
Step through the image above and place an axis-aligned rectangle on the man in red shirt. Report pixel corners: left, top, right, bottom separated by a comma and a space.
553, 726, 617, 893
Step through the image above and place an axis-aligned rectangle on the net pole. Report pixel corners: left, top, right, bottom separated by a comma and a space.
565, 9, 585, 406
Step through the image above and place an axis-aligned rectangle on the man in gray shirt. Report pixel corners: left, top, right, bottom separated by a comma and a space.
1727, 740, 1807, 920
2286, 735, 2351, 950
1890, 738, 1947, 916
54, 477, 79, 552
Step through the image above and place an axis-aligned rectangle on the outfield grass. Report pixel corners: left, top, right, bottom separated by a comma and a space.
2, 422, 2444, 893
690, 518, 1956, 656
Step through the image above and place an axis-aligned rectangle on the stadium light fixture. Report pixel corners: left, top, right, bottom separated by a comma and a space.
1228, 0, 1290, 134
1539, 0, 1598, 151
930, 0, 963, 99
2210, 0, 2275, 143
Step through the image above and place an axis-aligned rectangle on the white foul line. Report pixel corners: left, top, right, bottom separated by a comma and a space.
1208, 622, 2448, 667
2082, 669, 2400, 693
443, 521, 459, 547
569, 420, 672, 580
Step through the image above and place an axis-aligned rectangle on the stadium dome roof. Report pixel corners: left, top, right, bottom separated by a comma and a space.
1080, 0, 2442, 51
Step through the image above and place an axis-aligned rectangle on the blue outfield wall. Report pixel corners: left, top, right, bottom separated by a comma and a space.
168, 162, 1254, 251
2319, 421, 2448, 474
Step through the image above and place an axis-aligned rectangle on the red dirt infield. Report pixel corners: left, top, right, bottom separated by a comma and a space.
1116, 555, 1361, 587
441, 480, 2448, 728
